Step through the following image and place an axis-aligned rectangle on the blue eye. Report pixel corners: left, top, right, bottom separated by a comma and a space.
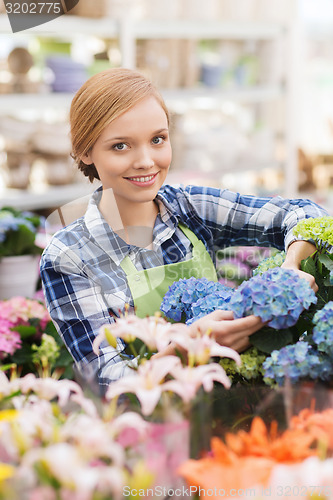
113, 143, 127, 151
152, 136, 164, 145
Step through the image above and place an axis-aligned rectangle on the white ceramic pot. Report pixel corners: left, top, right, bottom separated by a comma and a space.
0, 255, 40, 300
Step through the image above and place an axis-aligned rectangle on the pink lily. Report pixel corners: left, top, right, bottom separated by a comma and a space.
105, 355, 182, 416
94, 314, 180, 355
163, 362, 232, 403
168, 330, 241, 366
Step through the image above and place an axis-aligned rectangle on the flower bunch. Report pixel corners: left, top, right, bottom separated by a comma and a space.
252, 250, 286, 276
263, 301, 333, 386
312, 301, 333, 358
0, 207, 44, 258
94, 314, 241, 417
263, 341, 333, 387
0, 296, 73, 378
160, 277, 233, 323
228, 267, 317, 329
0, 371, 163, 500
293, 216, 333, 252
220, 346, 267, 383
178, 408, 333, 498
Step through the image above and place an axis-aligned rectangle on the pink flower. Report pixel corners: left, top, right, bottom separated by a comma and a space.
114, 412, 150, 447
105, 356, 182, 416
0, 318, 21, 357
163, 362, 232, 403
94, 314, 178, 354
0, 297, 50, 329
168, 330, 241, 366
29, 486, 57, 500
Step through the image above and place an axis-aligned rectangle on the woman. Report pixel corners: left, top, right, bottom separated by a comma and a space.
40, 68, 326, 388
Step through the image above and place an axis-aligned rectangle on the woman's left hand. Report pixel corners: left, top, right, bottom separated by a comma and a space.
281, 262, 318, 293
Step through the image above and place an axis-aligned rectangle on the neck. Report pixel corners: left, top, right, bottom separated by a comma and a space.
99, 190, 159, 248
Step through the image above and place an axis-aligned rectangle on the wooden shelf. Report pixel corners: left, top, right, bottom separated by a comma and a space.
0, 182, 97, 211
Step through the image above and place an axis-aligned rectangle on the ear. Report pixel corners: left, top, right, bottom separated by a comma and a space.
80, 151, 93, 165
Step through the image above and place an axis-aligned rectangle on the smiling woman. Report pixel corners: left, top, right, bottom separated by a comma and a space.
80, 97, 172, 230
39, 68, 327, 391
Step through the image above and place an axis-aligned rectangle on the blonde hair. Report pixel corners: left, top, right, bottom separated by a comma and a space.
70, 68, 170, 182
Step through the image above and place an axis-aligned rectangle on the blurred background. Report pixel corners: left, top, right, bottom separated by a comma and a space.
0, 0, 332, 215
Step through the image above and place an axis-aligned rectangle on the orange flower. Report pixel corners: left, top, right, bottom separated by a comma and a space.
178, 411, 333, 497
290, 408, 333, 451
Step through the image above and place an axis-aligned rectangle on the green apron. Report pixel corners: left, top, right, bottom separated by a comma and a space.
120, 223, 217, 318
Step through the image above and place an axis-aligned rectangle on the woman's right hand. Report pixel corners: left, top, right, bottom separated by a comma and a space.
188, 310, 264, 352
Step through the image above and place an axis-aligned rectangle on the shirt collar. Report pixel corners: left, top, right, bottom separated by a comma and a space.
84, 186, 179, 266
84, 187, 131, 266
155, 189, 179, 228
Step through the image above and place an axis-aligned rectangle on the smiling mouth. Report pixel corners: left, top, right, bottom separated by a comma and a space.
125, 173, 158, 183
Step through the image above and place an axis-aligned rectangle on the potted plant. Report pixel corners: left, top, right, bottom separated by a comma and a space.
0, 206, 44, 299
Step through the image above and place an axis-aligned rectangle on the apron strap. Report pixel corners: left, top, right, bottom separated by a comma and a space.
177, 222, 201, 246
120, 255, 137, 274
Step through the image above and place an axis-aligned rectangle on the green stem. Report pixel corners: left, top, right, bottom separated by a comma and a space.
129, 343, 138, 358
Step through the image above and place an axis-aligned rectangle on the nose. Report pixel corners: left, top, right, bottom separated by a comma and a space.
132, 146, 155, 169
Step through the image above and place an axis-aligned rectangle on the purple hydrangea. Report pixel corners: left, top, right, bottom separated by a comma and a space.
263, 341, 333, 386
312, 301, 333, 358
160, 277, 233, 323
228, 267, 317, 329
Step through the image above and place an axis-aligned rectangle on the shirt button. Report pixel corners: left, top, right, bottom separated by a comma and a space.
135, 275, 140, 281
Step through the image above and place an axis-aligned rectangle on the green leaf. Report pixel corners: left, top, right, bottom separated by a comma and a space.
324, 276, 333, 287
10, 344, 34, 365
318, 253, 333, 272
0, 363, 16, 372
43, 321, 62, 344
250, 326, 293, 354
300, 255, 317, 278
12, 325, 37, 339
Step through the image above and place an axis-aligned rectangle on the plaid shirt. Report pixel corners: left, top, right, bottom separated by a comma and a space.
40, 184, 327, 388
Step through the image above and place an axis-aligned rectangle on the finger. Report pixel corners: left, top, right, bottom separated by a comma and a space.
213, 314, 263, 335
207, 309, 235, 321
233, 337, 251, 352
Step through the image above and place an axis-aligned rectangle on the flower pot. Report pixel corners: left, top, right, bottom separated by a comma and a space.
0, 255, 40, 300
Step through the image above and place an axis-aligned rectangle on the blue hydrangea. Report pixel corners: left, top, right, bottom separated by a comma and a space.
263, 341, 333, 386
186, 290, 233, 325
0, 211, 36, 242
228, 267, 317, 329
312, 301, 333, 358
160, 277, 233, 323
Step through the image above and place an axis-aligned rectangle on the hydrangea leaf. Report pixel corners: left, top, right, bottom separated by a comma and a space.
250, 326, 294, 354
300, 255, 317, 278
318, 253, 333, 272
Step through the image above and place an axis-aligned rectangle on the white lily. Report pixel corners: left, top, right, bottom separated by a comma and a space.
105, 355, 182, 416
163, 362, 232, 403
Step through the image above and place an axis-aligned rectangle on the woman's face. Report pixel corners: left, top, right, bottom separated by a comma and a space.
82, 96, 172, 206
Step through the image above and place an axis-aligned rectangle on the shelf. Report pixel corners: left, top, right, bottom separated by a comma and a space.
0, 182, 97, 211
132, 20, 286, 40
162, 84, 285, 107
0, 93, 74, 112
0, 85, 285, 114
0, 14, 118, 37
0, 14, 285, 39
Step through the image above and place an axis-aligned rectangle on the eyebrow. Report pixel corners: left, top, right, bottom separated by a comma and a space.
102, 128, 169, 144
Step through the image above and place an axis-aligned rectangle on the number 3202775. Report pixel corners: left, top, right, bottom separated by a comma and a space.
5, 3, 62, 14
